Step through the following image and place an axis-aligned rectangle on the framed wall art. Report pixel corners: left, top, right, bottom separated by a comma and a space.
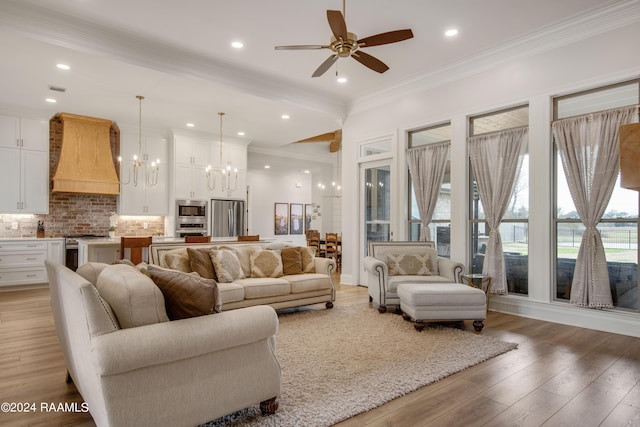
274, 203, 289, 235
290, 203, 303, 235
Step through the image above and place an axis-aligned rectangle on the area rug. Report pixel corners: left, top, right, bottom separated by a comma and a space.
202, 305, 517, 427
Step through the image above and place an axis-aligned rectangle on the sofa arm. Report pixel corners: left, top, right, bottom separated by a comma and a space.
364, 256, 389, 306
437, 257, 465, 283
314, 257, 336, 275
92, 305, 278, 376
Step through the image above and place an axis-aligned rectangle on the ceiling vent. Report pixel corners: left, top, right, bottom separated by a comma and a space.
52, 113, 120, 195
48, 85, 66, 92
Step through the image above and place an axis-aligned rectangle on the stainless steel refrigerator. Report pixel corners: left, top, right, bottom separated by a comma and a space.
210, 199, 245, 238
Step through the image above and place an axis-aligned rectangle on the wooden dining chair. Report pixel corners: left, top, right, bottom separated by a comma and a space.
238, 234, 260, 241
185, 235, 211, 243
307, 234, 323, 257
120, 236, 153, 265
325, 232, 341, 270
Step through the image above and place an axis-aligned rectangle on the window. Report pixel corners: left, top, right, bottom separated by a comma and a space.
408, 123, 451, 257
553, 80, 639, 310
469, 105, 529, 295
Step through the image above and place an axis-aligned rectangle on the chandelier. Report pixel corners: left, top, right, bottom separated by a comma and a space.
118, 95, 160, 187
206, 112, 238, 196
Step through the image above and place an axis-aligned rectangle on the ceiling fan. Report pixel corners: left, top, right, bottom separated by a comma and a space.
294, 129, 342, 152
275, 1, 413, 77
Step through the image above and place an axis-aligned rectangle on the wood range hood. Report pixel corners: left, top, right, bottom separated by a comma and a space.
52, 113, 120, 195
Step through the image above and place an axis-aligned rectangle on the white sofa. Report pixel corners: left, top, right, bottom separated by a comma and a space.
149, 242, 336, 311
363, 241, 465, 313
45, 260, 281, 427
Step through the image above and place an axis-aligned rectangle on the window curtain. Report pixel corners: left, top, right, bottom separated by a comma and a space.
407, 142, 450, 241
552, 105, 637, 308
469, 127, 528, 295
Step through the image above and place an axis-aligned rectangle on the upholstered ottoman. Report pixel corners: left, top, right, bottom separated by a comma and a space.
397, 283, 487, 332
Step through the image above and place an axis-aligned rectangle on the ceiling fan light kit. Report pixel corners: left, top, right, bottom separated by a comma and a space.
275, 4, 413, 77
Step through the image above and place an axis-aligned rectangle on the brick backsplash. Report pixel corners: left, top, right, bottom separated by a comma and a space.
0, 115, 165, 238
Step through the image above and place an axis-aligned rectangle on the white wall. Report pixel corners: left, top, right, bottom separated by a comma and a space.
340, 20, 640, 336
246, 169, 312, 246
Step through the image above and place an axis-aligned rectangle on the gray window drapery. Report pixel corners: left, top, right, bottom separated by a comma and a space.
407, 142, 450, 241
552, 105, 637, 308
469, 127, 528, 295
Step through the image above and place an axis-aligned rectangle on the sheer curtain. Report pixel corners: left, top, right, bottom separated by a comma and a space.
407, 142, 450, 241
469, 127, 528, 295
553, 105, 637, 308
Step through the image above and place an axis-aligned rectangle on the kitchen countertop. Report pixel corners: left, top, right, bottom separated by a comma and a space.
0, 237, 65, 241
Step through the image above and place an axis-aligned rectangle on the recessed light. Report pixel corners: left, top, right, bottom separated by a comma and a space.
186, 123, 195, 127
231, 41, 244, 49
56, 63, 70, 70
45, 98, 57, 103
445, 28, 459, 37
337, 76, 347, 83
304, 170, 310, 174
264, 165, 271, 169
281, 114, 290, 119
237, 131, 245, 136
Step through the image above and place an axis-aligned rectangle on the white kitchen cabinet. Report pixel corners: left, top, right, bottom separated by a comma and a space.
0, 115, 49, 214
0, 239, 63, 287
0, 115, 49, 151
172, 134, 212, 200
0, 146, 49, 213
47, 239, 65, 264
118, 131, 169, 215
78, 240, 120, 265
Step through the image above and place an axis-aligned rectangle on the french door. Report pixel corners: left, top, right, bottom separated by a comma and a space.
360, 159, 393, 285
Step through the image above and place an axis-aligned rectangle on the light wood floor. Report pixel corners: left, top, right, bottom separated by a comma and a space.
1, 279, 640, 427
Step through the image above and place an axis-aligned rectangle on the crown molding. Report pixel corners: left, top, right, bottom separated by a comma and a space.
248, 145, 335, 165
0, 0, 348, 119
350, 0, 640, 115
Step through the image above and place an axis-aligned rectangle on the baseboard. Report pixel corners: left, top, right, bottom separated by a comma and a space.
489, 295, 640, 338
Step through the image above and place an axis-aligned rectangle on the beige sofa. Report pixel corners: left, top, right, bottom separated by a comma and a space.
363, 241, 465, 313
149, 242, 336, 311
45, 260, 281, 427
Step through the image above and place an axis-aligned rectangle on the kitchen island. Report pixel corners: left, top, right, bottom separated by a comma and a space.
0, 237, 65, 287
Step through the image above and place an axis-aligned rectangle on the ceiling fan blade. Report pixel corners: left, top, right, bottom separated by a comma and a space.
352, 51, 389, 74
275, 45, 329, 50
312, 54, 339, 77
327, 10, 348, 41
357, 29, 414, 47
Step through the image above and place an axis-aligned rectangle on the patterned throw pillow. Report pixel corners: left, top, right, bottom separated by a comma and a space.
386, 253, 433, 276
281, 246, 303, 275
299, 246, 316, 273
165, 252, 192, 273
250, 250, 284, 278
210, 249, 245, 283
187, 247, 216, 280
147, 265, 221, 320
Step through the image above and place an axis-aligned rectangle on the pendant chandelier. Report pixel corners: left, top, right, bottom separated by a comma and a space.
206, 112, 238, 195
118, 95, 160, 187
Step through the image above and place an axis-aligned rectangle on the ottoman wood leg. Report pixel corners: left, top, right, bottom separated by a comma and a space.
414, 321, 426, 332
473, 320, 485, 332
402, 312, 411, 322
378, 305, 387, 314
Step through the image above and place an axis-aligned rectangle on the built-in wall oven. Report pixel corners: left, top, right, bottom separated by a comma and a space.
175, 199, 208, 237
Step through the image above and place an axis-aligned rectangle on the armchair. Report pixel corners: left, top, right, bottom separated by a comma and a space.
363, 241, 464, 313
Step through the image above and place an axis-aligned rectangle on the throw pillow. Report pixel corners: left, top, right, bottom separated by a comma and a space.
386, 253, 433, 276
216, 244, 260, 277
299, 246, 316, 273
147, 265, 221, 320
165, 251, 192, 273
281, 246, 303, 275
210, 249, 245, 283
187, 247, 216, 280
250, 250, 284, 278
95, 264, 169, 328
